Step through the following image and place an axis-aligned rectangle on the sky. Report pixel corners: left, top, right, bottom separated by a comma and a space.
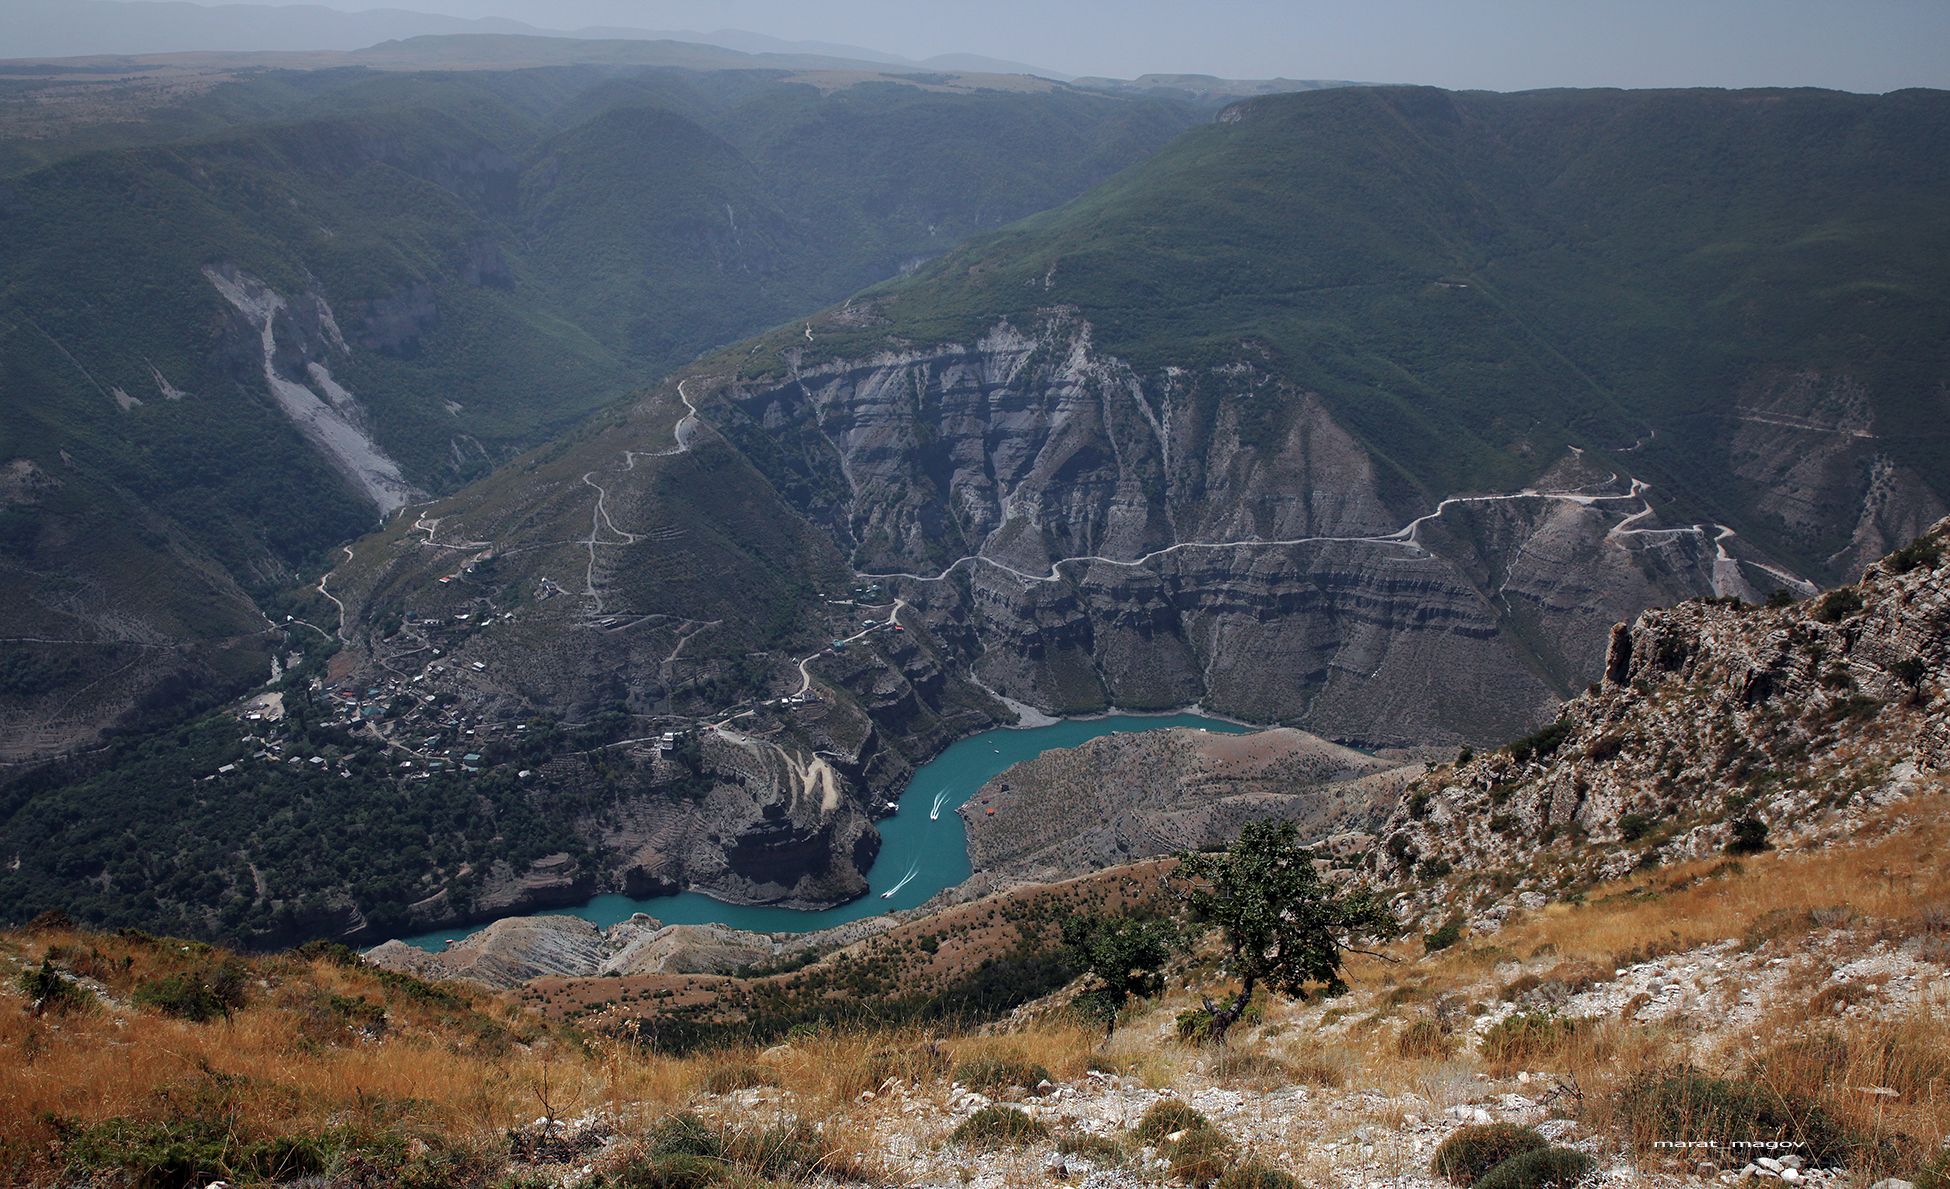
188, 0, 1950, 91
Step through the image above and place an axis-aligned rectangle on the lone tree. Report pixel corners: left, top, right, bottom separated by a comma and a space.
1172, 820, 1400, 1046
1062, 914, 1175, 1037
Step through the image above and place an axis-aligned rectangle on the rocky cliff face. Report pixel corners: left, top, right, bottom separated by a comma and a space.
710, 314, 1757, 744
1729, 369, 1949, 578
1373, 519, 1949, 922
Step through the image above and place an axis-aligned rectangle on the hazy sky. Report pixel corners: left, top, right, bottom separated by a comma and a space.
200, 0, 1950, 91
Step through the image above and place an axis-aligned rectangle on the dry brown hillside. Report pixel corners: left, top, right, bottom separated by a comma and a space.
2, 775, 1946, 1187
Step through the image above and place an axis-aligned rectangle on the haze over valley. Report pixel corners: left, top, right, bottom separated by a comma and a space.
1, 5, 1947, 1188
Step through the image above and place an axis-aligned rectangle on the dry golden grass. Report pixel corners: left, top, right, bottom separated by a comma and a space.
1291, 787, 1950, 1175
2, 788, 1945, 1185
1499, 795, 1946, 972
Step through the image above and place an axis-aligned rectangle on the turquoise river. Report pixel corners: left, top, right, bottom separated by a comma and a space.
396, 713, 1248, 951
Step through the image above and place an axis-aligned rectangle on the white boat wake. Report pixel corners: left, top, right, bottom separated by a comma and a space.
880, 859, 921, 900
929, 788, 949, 821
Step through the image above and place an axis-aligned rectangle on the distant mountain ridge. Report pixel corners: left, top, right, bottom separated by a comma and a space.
0, 0, 1066, 76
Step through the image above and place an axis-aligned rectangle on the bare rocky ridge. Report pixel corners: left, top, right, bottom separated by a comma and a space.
1373, 518, 1950, 923
960, 725, 1416, 882
364, 913, 785, 985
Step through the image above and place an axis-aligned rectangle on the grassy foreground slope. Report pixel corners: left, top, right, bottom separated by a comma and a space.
2, 784, 1944, 1186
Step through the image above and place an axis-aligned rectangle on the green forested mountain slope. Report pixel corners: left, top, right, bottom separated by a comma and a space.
0, 64, 1198, 755
797, 86, 1950, 568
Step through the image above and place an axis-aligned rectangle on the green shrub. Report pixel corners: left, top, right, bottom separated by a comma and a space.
1616, 1067, 1854, 1167
1886, 537, 1942, 575
58, 1120, 465, 1187
1506, 721, 1571, 764
239, 1134, 332, 1180
1176, 997, 1264, 1044
1479, 1013, 1581, 1068
1054, 1130, 1126, 1163
1812, 589, 1863, 624
1165, 1129, 1235, 1184
1726, 818, 1770, 855
1425, 919, 1464, 953
1397, 1017, 1458, 1059
1216, 1163, 1306, 1189
1618, 814, 1652, 843
373, 968, 468, 1009
609, 1153, 723, 1189
1133, 1100, 1210, 1144
1167, 1128, 1236, 1185
1430, 1122, 1548, 1184
59, 1117, 231, 1186
131, 963, 248, 1022
17, 959, 93, 1016
643, 1114, 725, 1162
951, 1106, 1049, 1149
321, 993, 386, 1036
1584, 734, 1625, 762
952, 1055, 1050, 1095
1472, 1146, 1595, 1188
626, 1113, 863, 1182
293, 939, 362, 967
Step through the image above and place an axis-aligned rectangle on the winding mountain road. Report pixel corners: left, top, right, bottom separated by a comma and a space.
317, 546, 353, 642
857, 475, 1749, 588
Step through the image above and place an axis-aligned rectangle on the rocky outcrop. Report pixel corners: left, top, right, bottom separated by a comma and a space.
365, 915, 615, 986
364, 912, 795, 988
962, 726, 1416, 882
474, 852, 597, 916
1374, 519, 1950, 921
